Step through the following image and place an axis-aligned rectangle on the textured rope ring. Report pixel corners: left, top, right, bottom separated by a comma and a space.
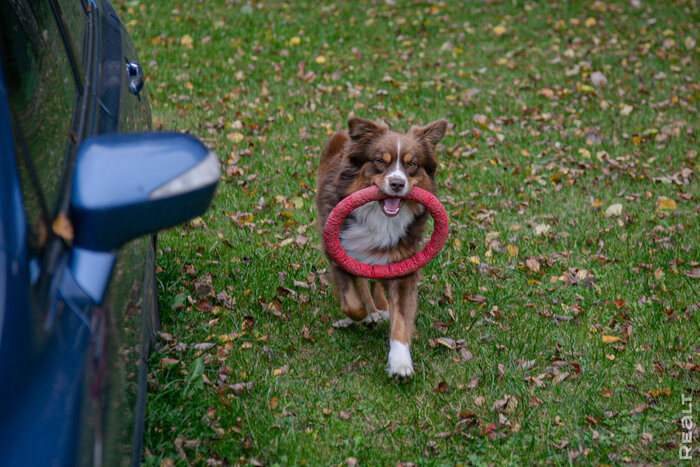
324, 185, 448, 279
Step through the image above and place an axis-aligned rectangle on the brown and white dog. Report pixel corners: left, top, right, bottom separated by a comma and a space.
315, 117, 447, 379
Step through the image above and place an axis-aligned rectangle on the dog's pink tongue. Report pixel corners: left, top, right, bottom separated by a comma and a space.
382, 198, 401, 215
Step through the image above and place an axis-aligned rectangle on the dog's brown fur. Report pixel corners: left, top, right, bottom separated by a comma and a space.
315, 117, 447, 378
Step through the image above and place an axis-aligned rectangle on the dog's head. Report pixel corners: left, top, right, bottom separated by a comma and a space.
343, 117, 447, 217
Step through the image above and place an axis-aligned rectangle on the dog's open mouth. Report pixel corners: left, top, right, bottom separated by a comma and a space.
379, 198, 403, 217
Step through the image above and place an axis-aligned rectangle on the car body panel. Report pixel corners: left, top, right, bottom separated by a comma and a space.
0, 1, 216, 465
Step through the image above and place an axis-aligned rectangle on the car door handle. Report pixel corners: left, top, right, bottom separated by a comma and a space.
125, 60, 144, 96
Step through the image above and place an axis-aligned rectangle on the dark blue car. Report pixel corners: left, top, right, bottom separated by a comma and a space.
0, 0, 218, 465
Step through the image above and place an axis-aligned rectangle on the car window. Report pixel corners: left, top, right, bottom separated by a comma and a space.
55, 0, 86, 69
0, 0, 77, 254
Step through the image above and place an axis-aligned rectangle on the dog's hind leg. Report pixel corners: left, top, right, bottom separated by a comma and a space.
363, 281, 390, 324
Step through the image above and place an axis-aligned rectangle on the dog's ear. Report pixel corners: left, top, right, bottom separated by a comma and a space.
411, 119, 448, 147
347, 117, 387, 141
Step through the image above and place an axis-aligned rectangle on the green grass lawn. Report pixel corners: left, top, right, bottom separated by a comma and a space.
114, 0, 698, 464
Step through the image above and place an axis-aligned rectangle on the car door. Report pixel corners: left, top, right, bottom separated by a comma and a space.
0, 0, 155, 465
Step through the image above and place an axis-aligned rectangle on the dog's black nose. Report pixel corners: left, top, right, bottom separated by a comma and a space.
389, 177, 405, 193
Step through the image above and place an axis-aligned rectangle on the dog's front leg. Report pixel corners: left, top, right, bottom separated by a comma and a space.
386, 273, 418, 379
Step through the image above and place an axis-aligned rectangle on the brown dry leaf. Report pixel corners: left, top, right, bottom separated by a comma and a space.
230, 382, 253, 393
682, 268, 700, 279
436, 337, 457, 349
552, 439, 569, 450
553, 372, 570, 384
51, 211, 74, 243
301, 324, 314, 342
491, 394, 517, 414
160, 358, 181, 368
525, 257, 540, 273
520, 359, 536, 370
466, 376, 481, 389
332, 318, 355, 328
339, 411, 352, 420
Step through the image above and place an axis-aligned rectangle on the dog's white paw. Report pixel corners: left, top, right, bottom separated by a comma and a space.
362, 309, 390, 326
386, 340, 413, 379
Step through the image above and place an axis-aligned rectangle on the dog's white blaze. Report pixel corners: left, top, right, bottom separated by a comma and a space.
338, 201, 422, 264
383, 139, 408, 196
387, 340, 413, 377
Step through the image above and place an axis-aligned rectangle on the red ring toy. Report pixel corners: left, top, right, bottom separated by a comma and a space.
324, 185, 448, 279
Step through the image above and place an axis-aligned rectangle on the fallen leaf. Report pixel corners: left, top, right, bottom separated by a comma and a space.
230, 382, 253, 393
601, 335, 621, 344
534, 223, 552, 236
553, 372, 570, 384
301, 324, 314, 342
590, 71, 607, 87
491, 394, 517, 414
656, 197, 677, 212
179, 34, 193, 46
52, 211, 74, 243
553, 439, 569, 450
604, 203, 623, 217
436, 337, 457, 349
273, 365, 289, 376
525, 257, 540, 273
161, 358, 181, 368
683, 268, 700, 279
492, 25, 506, 36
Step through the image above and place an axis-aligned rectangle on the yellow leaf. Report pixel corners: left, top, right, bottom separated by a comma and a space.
492, 25, 506, 36
584, 17, 596, 27
507, 244, 519, 259
289, 36, 301, 46
468, 256, 480, 264
180, 34, 194, 46
227, 132, 244, 143
52, 211, 74, 243
314, 55, 326, 64
602, 335, 621, 344
591, 198, 602, 208
656, 197, 677, 212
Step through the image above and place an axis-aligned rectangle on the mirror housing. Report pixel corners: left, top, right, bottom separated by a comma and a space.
71, 132, 219, 252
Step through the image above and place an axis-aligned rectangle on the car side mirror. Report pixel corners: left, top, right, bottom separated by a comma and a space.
71, 132, 219, 252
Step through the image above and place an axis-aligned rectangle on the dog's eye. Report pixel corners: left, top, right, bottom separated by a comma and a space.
406, 161, 416, 168
375, 158, 386, 167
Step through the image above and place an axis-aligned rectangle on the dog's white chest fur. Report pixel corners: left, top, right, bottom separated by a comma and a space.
339, 201, 419, 265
